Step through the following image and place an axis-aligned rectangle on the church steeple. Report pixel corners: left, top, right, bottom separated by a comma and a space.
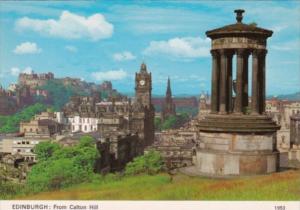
166, 77, 171, 97
162, 77, 176, 121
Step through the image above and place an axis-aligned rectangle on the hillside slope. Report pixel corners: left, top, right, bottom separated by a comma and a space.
19, 169, 300, 200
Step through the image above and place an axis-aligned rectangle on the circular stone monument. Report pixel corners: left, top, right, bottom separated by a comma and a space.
196, 9, 280, 176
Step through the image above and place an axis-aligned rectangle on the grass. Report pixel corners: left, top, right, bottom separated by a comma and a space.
17, 169, 300, 200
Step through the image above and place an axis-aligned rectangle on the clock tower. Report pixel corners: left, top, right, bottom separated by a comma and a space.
132, 62, 155, 146
135, 62, 152, 108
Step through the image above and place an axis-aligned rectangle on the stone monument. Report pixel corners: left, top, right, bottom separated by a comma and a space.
196, 9, 280, 176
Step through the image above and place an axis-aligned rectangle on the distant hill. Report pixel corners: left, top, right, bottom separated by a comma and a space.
276, 92, 300, 101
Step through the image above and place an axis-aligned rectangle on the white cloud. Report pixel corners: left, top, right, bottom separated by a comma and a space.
113, 51, 136, 61
15, 10, 113, 41
9, 66, 33, 76
65, 45, 78, 53
91, 69, 127, 81
144, 36, 210, 59
13, 42, 42, 54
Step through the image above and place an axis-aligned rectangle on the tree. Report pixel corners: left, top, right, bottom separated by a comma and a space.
125, 150, 163, 175
34, 141, 60, 161
160, 113, 190, 130
26, 136, 100, 192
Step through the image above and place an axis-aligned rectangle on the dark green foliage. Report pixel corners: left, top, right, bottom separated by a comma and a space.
0, 181, 22, 199
157, 113, 190, 131
154, 117, 162, 131
41, 80, 87, 110
0, 103, 47, 133
161, 115, 178, 130
176, 107, 198, 116
34, 141, 60, 161
125, 150, 163, 176
26, 136, 100, 192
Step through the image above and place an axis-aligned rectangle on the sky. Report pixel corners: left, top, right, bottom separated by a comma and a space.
0, 0, 299, 96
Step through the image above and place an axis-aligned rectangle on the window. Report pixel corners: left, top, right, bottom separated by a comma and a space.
84, 125, 87, 131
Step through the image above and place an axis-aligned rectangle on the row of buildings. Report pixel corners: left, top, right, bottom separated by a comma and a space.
0, 71, 121, 116
0, 63, 155, 174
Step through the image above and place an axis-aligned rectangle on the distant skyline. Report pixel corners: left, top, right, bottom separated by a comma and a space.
0, 0, 299, 96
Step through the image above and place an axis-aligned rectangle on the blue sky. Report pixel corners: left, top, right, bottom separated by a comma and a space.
0, 0, 299, 96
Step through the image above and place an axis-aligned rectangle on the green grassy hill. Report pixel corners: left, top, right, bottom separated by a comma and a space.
18, 169, 300, 200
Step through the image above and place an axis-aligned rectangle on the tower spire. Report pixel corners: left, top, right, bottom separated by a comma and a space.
166, 77, 171, 96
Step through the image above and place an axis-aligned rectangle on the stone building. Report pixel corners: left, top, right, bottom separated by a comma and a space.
147, 121, 198, 169
18, 72, 54, 89
20, 112, 64, 138
63, 63, 155, 146
265, 99, 300, 150
0, 86, 18, 115
68, 116, 100, 133
290, 113, 300, 146
289, 113, 300, 166
198, 92, 210, 119
196, 9, 280, 176
282, 102, 300, 129
0, 137, 48, 162
161, 77, 176, 121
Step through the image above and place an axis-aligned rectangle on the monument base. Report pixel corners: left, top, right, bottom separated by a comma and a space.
195, 132, 279, 176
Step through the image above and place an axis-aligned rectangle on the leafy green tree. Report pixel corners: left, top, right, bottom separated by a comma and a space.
160, 113, 190, 130
34, 141, 60, 161
161, 115, 177, 130
26, 136, 100, 192
125, 150, 163, 176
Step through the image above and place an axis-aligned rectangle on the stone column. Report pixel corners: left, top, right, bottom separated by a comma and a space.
219, 49, 233, 114
234, 49, 245, 114
259, 50, 267, 114
251, 49, 260, 115
211, 50, 220, 113
219, 50, 227, 114
242, 51, 250, 109
227, 51, 234, 113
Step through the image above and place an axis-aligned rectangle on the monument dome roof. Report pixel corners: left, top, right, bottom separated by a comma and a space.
206, 9, 273, 39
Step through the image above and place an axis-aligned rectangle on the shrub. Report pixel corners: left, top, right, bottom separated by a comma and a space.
26, 136, 100, 192
125, 150, 163, 176
0, 181, 22, 199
